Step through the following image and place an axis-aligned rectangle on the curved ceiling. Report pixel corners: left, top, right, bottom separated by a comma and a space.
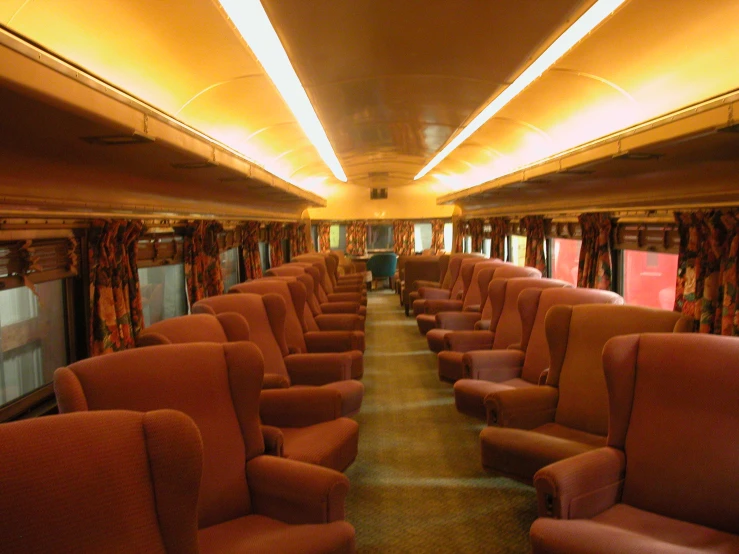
1, 0, 738, 216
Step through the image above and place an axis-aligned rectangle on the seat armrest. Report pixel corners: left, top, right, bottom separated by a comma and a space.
261, 425, 284, 457
315, 314, 363, 331
534, 447, 625, 519
260, 387, 342, 427
327, 292, 364, 304
484, 385, 558, 428
247, 455, 349, 524
474, 319, 492, 331
413, 280, 440, 290
320, 301, 361, 314
284, 353, 353, 385
418, 288, 452, 300
263, 374, 291, 389
435, 311, 482, 330
444, 330, 495, 353
333, 284, 364, 293
463, 350, 525, 381
305, 331, 365, 353
424, 299, 464, 314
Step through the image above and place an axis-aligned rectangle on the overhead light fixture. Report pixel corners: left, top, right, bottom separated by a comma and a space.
218, 0, 347, 182
414, 0, 626, 180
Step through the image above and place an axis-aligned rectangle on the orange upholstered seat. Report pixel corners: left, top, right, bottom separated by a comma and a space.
530, 333, 739, 553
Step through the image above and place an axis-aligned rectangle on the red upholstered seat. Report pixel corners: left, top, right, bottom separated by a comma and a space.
530, 333, 739, 553
0, 409, 202, 554
292, 254, 367, 305
437, 277, 567, 383
453, 287, 622, 419
54, 342, 356, 554
286, 261, 367, 316
479, 305, 692, 484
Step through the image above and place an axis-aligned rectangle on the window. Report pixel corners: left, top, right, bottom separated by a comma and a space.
0, 281, 67, 405
367, 224, 393, 251
311, 224, 319, 251
443, 223, 453, 252
258, 241, 269, 272
552, 238, 581, 286
483, 238, 492, 258
329, 224, 347, 251
622, 250, 679, 310
139, 265, 187, 326
509, 235, 527, 266
413, 223, 432, 252
220, 247, 240, 292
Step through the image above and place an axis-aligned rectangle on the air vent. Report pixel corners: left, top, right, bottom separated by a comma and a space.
81, 132, 154, 146
368, 171, 390, 179
613, 152, 664, 161
171, 160, 219, 170
370, 188, 388, 200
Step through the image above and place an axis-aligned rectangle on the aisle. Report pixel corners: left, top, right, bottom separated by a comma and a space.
345, 290, 537, 553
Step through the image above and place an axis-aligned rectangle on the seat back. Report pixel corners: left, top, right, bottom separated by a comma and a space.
403, 255, 444, 308
0, 410, 201, 554
604, 333, 739, 535
517, 288, 623, 384
55, 342, 265, 530
488, 278, 570, 350
461, 261, 505, 311
546, 305, 691, 437
478, 264, 541, 320
193, 293, 291, 381
136, 313, 233, 347
449, 257, 481, 300
292, 254, 334, 294
366, 252, 398, 278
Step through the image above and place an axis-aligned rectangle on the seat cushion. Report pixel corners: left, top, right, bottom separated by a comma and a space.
426, 328, 451, 353
280, 419, 359, 472
480, 423, 606, 483
416, 313, 436, 335
437, 351, 466, 383
454, 378, 534, 420
199, 514, 355, 554
530, 504, 739, 554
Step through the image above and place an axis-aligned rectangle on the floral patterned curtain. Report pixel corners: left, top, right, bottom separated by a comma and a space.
489, 217, 508, 260
453, 220, 467, 253
184, 220, 224, 309
318, 223, 331, 252
346, 220, 367, 255
393, 220, 415, 256
675, 209, 739, 335
267, 222, 286, 268
468, 219, 485, 253
431, 219, 445, 253
240, 220, 263, 280
285, 222, 309, 258
521, 215, 546, 272
577, 213, 613, 289
88, 219, 143, 355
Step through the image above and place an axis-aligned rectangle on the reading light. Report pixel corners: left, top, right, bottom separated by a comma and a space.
414, 0, 626, 181
218, 0, 347, 182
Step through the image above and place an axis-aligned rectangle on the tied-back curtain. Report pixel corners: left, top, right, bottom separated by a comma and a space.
240, 221, 262, 280
489, 217, 508, 260
468, 219, 485, 253
393, 220, 415, 256
453, 220, 467, 253
318, 223, 331, 252
184, 220, 224, 309
267, 222, 286, 268
431, 219, 445, 253
521, 216, 546, 272
88, 219, 143, 356
577, 213, 613, 289
675, 209, 739, 335
346, 220, 367, 256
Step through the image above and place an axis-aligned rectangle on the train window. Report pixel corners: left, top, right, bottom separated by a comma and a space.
329, 224, 347, 251
443, 223, 453, 252
483, 238, 491, 257
552, 238, 581, 286
311, 224, 319, 251
139, 265, 187, 326
368, 224, 393, 251
258, 241, 269, 271
0, 281, 67, 406
414, 223, 432, 252
509, 235, 527, 266
622, 250, 678, 310
220, 247, 240, 291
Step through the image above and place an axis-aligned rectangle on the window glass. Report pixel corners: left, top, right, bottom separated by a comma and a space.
367, 224, 393, 251
623, 250, 679, 310
139, 265, 187, 326
330, 224, 347, 251
552, 238, 581, 286
413, 223, 432, 252
463, 236, 472, 253
220, 247, 240, 292
0, 281, 67, 405
443, 222, 453, 252
311, 224, 319, 251
483, 238, 492, 258
509, 235, 527, 266
258, 241, 269, 272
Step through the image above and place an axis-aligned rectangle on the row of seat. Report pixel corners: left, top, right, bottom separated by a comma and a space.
0, 252, 367, 553
409, 255, 739, 551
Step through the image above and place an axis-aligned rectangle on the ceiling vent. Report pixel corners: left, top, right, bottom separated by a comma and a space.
80, 132, 154, 146
613, 151, 664, 161
370, 188, 388, 200
368, 171, 390, 179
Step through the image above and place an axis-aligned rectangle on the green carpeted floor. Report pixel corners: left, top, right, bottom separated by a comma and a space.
345, 289, 537, 553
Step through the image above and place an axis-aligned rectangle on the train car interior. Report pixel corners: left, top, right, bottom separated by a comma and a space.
0, 1, 738, 552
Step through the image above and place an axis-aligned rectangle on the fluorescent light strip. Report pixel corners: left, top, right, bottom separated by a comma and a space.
415, 0, 626, 181
219, 0, 347, 182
